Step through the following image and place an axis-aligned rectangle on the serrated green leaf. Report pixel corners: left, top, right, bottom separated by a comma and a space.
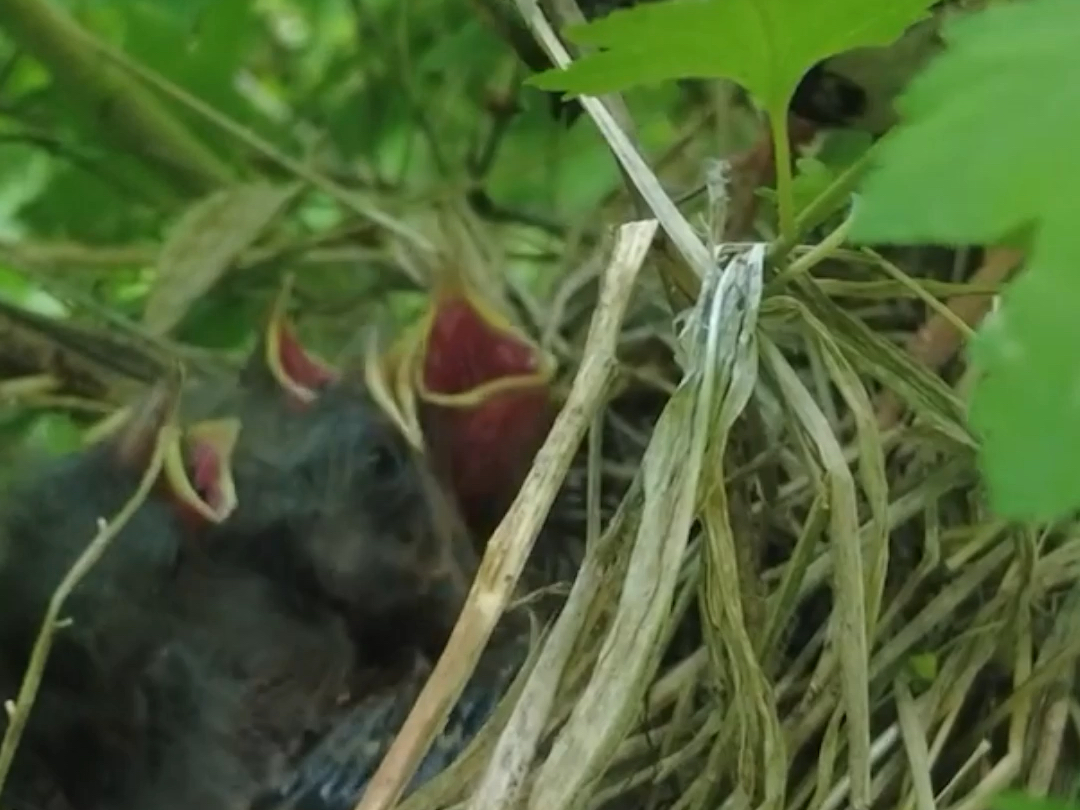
968, 221, 1080, 521
848, 0, 1080, 520
529, 0, 933, 117
850, 0, 1080, 247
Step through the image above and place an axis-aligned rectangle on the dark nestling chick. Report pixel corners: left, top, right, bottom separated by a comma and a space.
205, 374, 476, 665
0, 377, 249, 810
163, 550, 359, 797
255, 608, 535, 810
0, 375, 374, 810
170, 370, 491, 808
184, 287, 477, 665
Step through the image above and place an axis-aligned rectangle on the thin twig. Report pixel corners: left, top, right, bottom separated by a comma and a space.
511, 0, 712, 279
467, 65, 524, 179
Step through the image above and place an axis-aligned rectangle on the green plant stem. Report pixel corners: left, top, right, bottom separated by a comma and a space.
767, 204, 855, 292
769, 108, 795, 243
769, 142, 878, 264
0, 426, 170, 793
0, 0, 234, 198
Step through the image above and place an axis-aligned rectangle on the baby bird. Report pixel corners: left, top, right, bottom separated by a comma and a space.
0, 291, 527, 810
185, 290, 477, 666
255, 608, 535, 810
0, 377, 248, 810
0, 372, 386, 810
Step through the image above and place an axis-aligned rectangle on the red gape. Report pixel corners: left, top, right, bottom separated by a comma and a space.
258, 271, 556, 543
166, 418, 239, 530
89, 374, 239, 530
411, 271, 557, 542
263, 276, 339, 408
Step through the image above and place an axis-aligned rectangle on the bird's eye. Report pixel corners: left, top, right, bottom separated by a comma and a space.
368, 439, 405, 478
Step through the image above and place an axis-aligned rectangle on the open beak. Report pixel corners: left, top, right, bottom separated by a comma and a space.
162, 417, 240, 524
364, 324, 425, 451
263, 275, 337, 404
415, 264, 556, 409
94, 369, 237, 524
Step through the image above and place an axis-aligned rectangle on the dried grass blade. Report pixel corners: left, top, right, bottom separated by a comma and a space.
465, 476, 641, 810
760, 337, 871, 810
695, 248, 783, 808
528, 244, 764, 810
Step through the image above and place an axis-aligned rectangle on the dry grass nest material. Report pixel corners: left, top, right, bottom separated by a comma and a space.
0, 160, 1069, 810
358, 193, 1077, 810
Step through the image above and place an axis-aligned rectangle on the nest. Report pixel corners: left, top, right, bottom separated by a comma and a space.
0, 13, 1071, 810
361, 213, 1066, 810
0, 184, 1073, 810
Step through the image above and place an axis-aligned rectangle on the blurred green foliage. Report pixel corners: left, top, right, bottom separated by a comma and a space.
0, 0, 687, 367
995, 793, 1080, 810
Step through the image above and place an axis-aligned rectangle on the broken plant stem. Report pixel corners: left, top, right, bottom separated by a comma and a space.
0, 424, 172, 793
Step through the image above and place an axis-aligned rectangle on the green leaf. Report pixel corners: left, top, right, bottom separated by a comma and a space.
175, 291, 259, 350
993, 792, 1080, 810
0, 407, 84, 458
0, 268, 67, 318
967, 225, 1080, 521
144, 181, 301, 335
788, 156, 836, 218
125, 0, 258, 128
22, 412, 84, 456
529, 0, 934, 117
905, 652, 937, 684
0, 143, 51, 240
850, 0, 1080, 246
818, 129, 874, 169
21, 160, 163, 243
848, 0, 1080, 521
